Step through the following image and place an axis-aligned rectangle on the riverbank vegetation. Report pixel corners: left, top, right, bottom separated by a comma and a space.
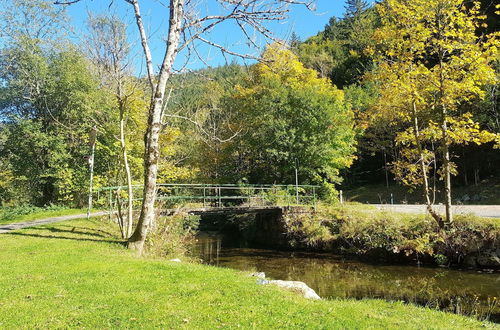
0, 218, 495, 329
283, 204, 500, 268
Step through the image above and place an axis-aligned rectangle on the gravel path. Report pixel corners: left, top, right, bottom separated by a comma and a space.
0, 211, 109, 234
374, 204, 500, 218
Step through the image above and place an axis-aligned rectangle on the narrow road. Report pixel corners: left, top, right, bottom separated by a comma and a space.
374, 204, 500, 218
0, 211, 108, 234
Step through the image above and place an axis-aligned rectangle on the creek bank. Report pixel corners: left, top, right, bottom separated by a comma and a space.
194, 234, 500, 322
198, 205, 500, 269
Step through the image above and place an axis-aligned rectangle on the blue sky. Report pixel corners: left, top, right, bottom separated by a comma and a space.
65, 0, 373, 73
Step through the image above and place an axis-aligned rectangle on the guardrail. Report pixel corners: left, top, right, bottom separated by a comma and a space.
95, 183, 319, 215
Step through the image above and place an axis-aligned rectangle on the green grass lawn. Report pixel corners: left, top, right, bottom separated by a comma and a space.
0, 218, 497, 329
0, 208, 88, 225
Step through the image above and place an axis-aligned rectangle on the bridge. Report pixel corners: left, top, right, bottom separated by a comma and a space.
96, 183, 319, 216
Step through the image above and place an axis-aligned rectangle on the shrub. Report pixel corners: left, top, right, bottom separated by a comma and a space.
145, 213, 200, 258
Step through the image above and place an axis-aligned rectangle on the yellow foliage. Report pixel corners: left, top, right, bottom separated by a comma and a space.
252, 43, 344, 101
368, 0, 499, 190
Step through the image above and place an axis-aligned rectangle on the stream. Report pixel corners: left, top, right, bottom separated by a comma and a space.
193, 232, 500, 322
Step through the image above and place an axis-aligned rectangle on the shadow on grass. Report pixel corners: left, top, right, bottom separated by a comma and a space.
28, 226, 112, 238
52, 225, 115, 237
5, 230, 126, 246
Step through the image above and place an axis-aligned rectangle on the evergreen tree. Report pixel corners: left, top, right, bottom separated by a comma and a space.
344, 0, 370, 19
289, 31, 301, 53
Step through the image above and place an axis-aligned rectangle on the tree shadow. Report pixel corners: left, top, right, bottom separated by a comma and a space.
52, 225, 115, 237
3, 228, 127, 246
28, 226, 113, 238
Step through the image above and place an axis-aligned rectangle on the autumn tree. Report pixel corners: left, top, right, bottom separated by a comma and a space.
225, 45, 356, 194
370, 0, 499, 227
164, 64, 248, 182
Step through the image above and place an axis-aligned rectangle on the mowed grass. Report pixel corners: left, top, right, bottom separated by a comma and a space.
0, 208, 87, 225
0, 219, 497, 329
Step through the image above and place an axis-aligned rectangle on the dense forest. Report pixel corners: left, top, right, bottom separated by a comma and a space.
0, 0, 498, 215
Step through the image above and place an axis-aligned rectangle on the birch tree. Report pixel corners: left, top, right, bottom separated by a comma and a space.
86, 15, 136, 238
57, 0, 314, 253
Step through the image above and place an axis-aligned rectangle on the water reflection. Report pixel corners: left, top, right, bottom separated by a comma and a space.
193, 233, 500, 321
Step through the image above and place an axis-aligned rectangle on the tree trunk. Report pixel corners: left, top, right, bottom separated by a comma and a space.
442, 136, 453, 226
383, 151, 389, 189
116, 190, 127, 239
118, 98, 134, 238
412, 101, 443, 227
128, 0, 184, 253
439, 63, 453, 226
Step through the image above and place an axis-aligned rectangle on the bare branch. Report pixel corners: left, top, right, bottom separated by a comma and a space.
53, 0, 83, 5
163, 113, 241, 144
129, 0, 156, 90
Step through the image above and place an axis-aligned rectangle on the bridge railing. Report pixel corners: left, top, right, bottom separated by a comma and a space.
95, 183, 319, 214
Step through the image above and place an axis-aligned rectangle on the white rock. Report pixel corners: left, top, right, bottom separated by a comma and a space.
269, 280, 321, 300
169, 258, 182, 262
249, 272, 266, 279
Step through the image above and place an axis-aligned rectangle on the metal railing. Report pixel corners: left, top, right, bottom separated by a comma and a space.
95, 183, 319, 215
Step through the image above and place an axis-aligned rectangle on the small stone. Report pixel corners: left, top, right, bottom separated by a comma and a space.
256, 279, 270, 285
169, 258, 181, 262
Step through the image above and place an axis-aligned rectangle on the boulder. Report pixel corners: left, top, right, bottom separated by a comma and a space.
476, 249, 500, 268
269, 280, 321, 300
463, 254, 477, 268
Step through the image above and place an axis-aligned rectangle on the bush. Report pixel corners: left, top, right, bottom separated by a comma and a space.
145, 213, 200, 258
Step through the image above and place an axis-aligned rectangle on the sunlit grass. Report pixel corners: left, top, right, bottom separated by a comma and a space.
0, 218, 496, 329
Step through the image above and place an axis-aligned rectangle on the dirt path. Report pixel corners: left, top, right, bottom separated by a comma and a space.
0, 211, 109, 234
374, 204, 500, 218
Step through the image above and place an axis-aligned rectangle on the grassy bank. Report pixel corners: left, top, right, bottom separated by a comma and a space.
0, 218, 495, 328
0, 206, 87, 225
283, 204, 500, 267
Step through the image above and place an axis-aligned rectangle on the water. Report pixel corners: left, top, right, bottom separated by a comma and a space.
193, 233, 500, 321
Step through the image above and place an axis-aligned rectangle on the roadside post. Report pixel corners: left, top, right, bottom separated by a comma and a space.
87, 126, 97, 221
